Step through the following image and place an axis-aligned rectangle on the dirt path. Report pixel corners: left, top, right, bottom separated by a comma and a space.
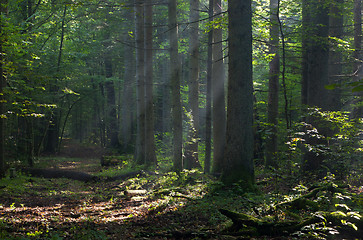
0, 156, 219, 239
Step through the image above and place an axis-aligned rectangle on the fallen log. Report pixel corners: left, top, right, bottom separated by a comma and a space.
105, 171, 144, 181
219, 209, 362, 238
22, 168, 98, 182
124, 189, 148, 196
21, 168, 154, 183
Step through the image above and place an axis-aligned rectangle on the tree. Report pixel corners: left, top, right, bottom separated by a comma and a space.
204, 0, 213, 174
306, 0, 330, 109
352, 0, 362, 118
265, 0, 280, 168
121, 0, 135, 153
44, 3, 68, 154
0, 0, 7, 178
144, 0, 157, 165
169, 0, 183, 171
17, 0, 35, 165
211, 0, 226, 174
222, 0, 255, 187
302, 0, 331, 171
327, 0, 343, 111
301, 0, 310, 106
103, 29, 120, 148
185, 0, 200, 169
135, 0, 146, 164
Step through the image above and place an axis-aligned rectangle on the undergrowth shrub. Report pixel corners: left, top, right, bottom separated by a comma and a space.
284, 109, 362, 180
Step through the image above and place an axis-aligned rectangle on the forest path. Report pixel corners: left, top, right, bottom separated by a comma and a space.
0, 154, 218, 239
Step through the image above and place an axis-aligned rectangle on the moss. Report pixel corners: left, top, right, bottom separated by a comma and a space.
221, 165, 255, 191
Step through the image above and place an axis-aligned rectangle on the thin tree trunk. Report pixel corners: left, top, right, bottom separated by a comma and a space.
327, 0, 343, 111
121, 13, 135, 153
25, 118, 33, 166
277, 0, 289, 129
212, 0, 226, 174
204, 0, 213, 174
45, 4, 67, 153
222, 0, 255, 187
135, 0, 146, 164
162, 59, 170, 135
104, 30, 120, 148
169, 0, 183, 171
185, 0, 200, 169
0, 0, 7, 178
144, 0, 157, 165
265, 0, 280, 168
301, 0, 310, 107
352, 0, 362, 118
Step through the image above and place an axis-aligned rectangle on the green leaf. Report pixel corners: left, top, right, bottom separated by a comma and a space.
325, 83, 338, 90
352, 84, 363, 92
63, 88, 80, 95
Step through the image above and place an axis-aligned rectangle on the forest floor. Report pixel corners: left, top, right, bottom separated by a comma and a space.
0, 141, 362, 239
0, 142, 235, 239
0, 159, 219, 240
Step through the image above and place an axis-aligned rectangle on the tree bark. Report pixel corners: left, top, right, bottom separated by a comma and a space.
135, 0, 146, 164
204, 0, 213, 174
121, 3, 135, 154
301, 0, 310, 107
161, 58, 170, 135
306, 0, 330, 109
169, 0, 183, 171
144, 0, 157, 165
104, 30, 120, 148
211, 0, 226, 174
0, 0, 7, 178
352, 0, 362, 118
185, 0, 200, 169
265, 0, 280, 168
327, 0, 343, 111
302, 0, 330, 172
222, 0, 255, 187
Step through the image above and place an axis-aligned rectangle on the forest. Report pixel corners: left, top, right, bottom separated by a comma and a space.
0, 0, 362, 239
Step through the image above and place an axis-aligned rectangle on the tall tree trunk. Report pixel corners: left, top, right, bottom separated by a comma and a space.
204, 0, 213, 174
352, 0, 362, 118
185, 0, 200, 169
222, 0, 255, 187
144, 0, 157, 165
91, 76, 105, 146
161, 58, 170, 135
211, 0, 226, 174
121, 4, 135, 154
0, 0, 7, 178
265, 0, 280, 168
104, 30, 120, 148
327, 0, 343, 111
18, 0, 35, 164
303, 0, 330, 172
306, 0, 330, 109
45, 4, 67, 154
169, 0, 183, 171
135, 0, 146, 164
301, 0, 310, 106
